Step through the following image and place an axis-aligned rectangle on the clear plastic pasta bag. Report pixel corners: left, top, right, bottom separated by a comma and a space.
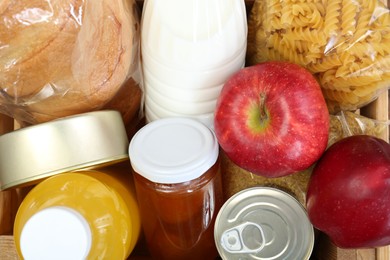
246, 0, 390, 114
222, 110, 390, 207
0, 0, 144, 128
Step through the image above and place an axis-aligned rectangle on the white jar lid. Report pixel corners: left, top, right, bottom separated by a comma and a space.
129, 117, 219, 184
20, 206, 92, 260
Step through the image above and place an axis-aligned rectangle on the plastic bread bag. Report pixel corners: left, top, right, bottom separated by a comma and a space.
222, 111, 389, 208
246, 0, 390, 114
0, 0, 144, 132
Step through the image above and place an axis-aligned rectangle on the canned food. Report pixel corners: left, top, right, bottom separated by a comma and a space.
0, 110, 129, 190
214, 187, 314, 260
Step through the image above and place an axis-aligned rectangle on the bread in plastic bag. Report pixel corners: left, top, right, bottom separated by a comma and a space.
0, 0, 143, 127
246, 0, 390, 113
222, 110, 389, 207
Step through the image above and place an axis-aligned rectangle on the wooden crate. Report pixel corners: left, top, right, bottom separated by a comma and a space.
1, 0, 390, 259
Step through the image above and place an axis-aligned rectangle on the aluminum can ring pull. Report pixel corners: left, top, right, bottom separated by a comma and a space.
220, 221, 265, 254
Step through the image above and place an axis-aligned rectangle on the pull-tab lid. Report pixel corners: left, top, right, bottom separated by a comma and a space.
221, 221, 265, 254
129, 117, 219, 184
20, 206, 92, 260
214, 187, 314, 260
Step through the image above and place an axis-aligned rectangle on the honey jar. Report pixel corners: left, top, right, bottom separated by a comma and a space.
129, 117, 224, 259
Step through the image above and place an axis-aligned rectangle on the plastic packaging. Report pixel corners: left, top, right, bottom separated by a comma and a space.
141, 0, 247, 128
0, 0, 144, 127
129, 118, 224, 259
328, 110, 390, 145
13, 162, 141, 260
246, 0, 390, 113
221, 150, 312, 207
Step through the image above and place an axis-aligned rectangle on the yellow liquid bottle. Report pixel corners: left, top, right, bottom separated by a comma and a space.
13, 162, 141, 260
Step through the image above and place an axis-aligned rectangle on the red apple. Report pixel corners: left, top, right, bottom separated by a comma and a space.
306, 135, 390, 248
214, 61, 329, 177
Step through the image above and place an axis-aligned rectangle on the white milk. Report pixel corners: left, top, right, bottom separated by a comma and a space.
145, 95, 215, 128
146, 85, 217, 114
143, 65, 223, 101
141, 0, 247, 128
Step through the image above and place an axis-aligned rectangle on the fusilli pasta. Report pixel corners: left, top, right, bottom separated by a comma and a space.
247, 0, 390, 113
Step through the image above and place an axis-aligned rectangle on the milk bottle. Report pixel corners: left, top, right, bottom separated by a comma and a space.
141, 0, 247, 128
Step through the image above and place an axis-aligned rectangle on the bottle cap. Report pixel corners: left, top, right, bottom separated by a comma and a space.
129, 117, 218, 184
0, 110, 129, 190
20, 206, 92, 259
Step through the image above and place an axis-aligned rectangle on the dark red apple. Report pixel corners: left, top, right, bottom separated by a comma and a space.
214, 61, 329, 177
306, 135, 390, 248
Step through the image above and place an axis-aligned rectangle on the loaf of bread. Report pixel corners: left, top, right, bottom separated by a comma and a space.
0, 0, 143, 125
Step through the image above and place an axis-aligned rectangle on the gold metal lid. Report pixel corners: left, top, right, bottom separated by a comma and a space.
0, 110, 129, 190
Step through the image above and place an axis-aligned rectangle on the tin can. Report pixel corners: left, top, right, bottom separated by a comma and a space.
214, 187, 314, 259
0, 110, 129, 190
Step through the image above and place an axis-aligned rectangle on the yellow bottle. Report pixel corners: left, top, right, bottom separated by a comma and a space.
13, 162, 141, 260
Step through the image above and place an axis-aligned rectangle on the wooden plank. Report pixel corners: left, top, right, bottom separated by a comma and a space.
0, 115, 14, 135
357, 249, 376, 260
360, 92, 390, 260
377, 245, 390, 260
0, 115, 17, 236
0, 236, 18, 260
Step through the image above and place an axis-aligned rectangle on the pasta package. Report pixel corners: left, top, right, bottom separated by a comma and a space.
247, 0, 390, 113
0, 0, 143, 128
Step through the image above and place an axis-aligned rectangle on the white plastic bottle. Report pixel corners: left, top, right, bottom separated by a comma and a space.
141, 0, 247, 128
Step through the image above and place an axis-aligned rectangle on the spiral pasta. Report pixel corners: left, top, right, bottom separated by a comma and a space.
247, 0, 390, 113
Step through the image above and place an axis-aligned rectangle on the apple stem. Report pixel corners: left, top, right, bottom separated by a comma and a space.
259, 93, 268, 121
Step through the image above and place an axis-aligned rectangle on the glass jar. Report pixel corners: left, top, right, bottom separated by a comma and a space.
129, 117, 224, 260
13, 162, 141, 260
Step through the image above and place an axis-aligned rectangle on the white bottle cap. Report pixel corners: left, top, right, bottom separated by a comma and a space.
20, 206, 92, 260
129, 117, 219, 184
